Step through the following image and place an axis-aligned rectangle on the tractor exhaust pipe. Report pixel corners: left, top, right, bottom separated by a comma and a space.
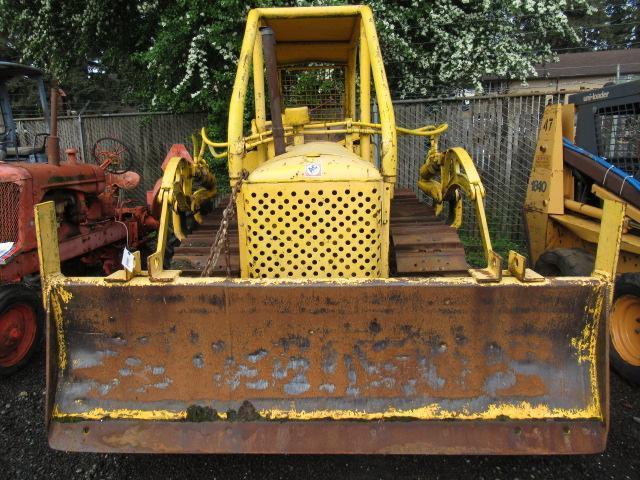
46, 87, 60, 166
260, 27, 286, 156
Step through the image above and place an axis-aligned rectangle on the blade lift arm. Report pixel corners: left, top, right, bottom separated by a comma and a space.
417, 137, 539, 283
147, 142, 218, 282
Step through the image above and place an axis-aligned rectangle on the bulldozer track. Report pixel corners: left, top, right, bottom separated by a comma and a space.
171, 189, 467, 277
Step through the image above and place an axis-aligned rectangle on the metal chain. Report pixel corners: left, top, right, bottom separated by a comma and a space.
224, 213, 231, 277
201, 170, 248, 277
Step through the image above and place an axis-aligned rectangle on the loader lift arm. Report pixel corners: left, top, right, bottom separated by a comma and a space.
416, 133, 542, 282
526, 97, 640, 384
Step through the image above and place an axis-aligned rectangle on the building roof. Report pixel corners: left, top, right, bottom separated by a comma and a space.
534, 49, 640, 79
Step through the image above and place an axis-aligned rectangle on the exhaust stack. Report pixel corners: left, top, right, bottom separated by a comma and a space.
45, 87, 60, 166
260, 27, 286, 156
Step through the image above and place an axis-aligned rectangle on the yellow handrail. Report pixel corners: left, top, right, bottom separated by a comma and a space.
201, 127, 228, 159
396, 124, 448, 136
199, 121, 449, 155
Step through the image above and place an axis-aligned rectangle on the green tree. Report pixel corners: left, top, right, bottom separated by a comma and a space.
1, 0, 602, 121
0, 1, 163, 111
554, 0, 639, 51
133, 0, 596, 134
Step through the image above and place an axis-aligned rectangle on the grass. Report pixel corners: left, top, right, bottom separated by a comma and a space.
460, 233, 527, 268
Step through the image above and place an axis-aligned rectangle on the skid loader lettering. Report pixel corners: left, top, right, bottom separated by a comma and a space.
37, 5, 625, 455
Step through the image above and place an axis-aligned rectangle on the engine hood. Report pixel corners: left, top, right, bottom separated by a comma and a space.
0, 161, 32, 182
0, 160, 104, 186
247, 142, 382, 183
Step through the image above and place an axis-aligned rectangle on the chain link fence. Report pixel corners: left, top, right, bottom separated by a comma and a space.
14, 94, 563, 252
15, 112, 207, 205
394, 93, 566, 252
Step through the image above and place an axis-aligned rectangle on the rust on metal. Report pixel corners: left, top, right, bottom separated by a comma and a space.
390, 190, 468, 275
45, 274, 609, 453
260, 26, 286, 156
172, 195, 240, 275
50, 419, 607, 455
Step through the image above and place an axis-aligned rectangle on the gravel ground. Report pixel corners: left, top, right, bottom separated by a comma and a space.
1, 349, 639, 480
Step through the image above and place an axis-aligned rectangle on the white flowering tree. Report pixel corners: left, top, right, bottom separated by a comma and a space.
1, 1, 594, 121
139, 0, 594, 134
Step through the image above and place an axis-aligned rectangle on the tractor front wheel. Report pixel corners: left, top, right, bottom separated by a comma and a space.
0, 283, 44, 376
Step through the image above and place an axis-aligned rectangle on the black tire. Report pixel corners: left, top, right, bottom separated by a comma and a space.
143, 231, 180, 269
164, 233, 181, 268
0, 283, 44, 376
534, 248, 595, 276
610, 273, 640, 385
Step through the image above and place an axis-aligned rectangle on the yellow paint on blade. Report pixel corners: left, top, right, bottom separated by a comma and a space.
50, 286, 73, 371
52, 405, 187, 421
53, 399, 601, 423
260, 399, 601, 421
570, 285, 606, 416
57, 273, 563, 288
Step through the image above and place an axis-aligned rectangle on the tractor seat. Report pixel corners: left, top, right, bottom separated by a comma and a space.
5, 145, 45, 157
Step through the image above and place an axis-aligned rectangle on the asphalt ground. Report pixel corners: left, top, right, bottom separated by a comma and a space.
1, 348, 639, 480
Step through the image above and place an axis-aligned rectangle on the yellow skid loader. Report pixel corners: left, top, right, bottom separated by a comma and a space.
36, 6, 624, 454
526, 98, 640, 384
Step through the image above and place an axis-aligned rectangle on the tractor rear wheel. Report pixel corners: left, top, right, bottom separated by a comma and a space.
0, 283, 44, 376
610, 273, 640, 385
534, 248, 594, 276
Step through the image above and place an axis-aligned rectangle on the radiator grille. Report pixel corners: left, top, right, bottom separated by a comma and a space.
242, 182, 383, 279
0, 182, 20, 243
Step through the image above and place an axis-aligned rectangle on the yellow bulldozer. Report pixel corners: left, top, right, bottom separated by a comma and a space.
35, 6, 625, 454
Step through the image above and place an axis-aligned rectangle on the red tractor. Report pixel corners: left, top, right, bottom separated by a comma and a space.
0, 62, 158, 375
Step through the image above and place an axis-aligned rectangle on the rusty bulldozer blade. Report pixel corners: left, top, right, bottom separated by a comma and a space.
44, 275, 610, 454
35, 196, 626, 455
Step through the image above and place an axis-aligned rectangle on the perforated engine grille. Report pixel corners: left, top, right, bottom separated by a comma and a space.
242, 182, 383, 279
0, 181, 20, 243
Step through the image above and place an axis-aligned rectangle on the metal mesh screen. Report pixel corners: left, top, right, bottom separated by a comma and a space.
10, 94, 560, 254
280, 66, 345, 121
395, 94, 559, 251
6, 78, 46, 118
594, 102, 640, 175
14, 117, 80, 153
